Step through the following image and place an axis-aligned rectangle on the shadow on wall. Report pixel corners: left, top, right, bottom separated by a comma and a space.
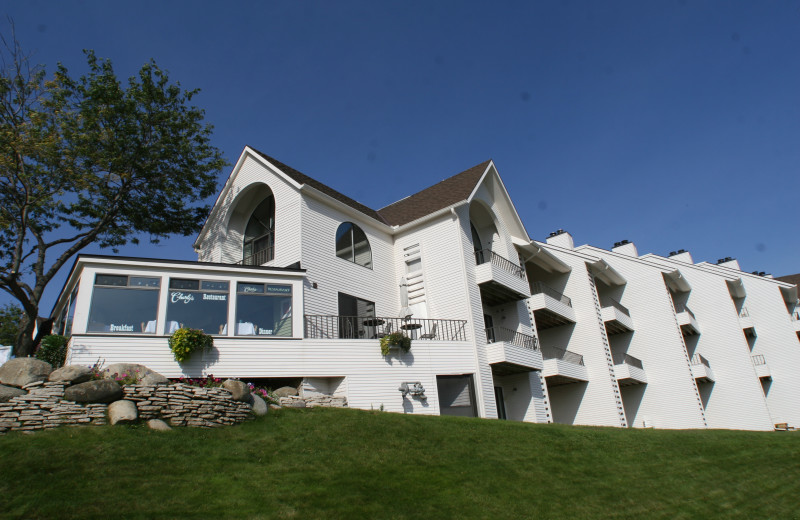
549, 381, 588, 425
621, 384, 646, 427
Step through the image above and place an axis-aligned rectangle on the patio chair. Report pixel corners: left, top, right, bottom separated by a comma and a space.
377, 322, 393, 338
420, 323, 437, 340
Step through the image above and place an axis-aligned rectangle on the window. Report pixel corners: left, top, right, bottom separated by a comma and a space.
56, 285, 79, 336
235, 282, 293, 337
87, 274, 160, 333
337, 292, 375, 339
166, 279, 229, 335
243, 196, 275, 265
437, 374, 478, 417
335, 222, 372, 268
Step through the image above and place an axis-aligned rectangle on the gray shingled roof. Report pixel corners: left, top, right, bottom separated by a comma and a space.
377, 160, 492, 226
250, 146, 492, 228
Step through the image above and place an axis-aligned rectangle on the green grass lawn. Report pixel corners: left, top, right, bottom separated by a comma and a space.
1, 407, 799, 519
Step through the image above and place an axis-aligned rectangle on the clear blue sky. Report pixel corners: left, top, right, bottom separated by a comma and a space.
2, 1, 799, 313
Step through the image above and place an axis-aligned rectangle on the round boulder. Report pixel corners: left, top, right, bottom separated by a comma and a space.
147, 419, 172, 431
273, 386, 299, 398
222, 379, 251, 402
64, 379, 123, 404
102, 363, 167, 385
108, 399, 138, 425
49, 365, 92, 384
0, 384, 26, 402
251, 393, 268, 416
0, 357, 52, 388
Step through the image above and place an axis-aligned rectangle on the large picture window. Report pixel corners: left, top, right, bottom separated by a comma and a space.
166, 279, 229, 335
336, 222, 372, 268
87, 274, 160, 333
235, 283, 293, 336
243, 196, 275, 266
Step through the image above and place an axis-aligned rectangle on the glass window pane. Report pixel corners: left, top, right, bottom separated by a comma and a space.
130, 277, 160, 288
87, 287, 160, 333
336, 223, 353, 261
170, 279, 200, 290
96, 274, 127, 287
235, 293, 292, 337
238, 282, 265, 294
352, 226, 372, 268
167, 283, 228, 335
202, 281, 229, 292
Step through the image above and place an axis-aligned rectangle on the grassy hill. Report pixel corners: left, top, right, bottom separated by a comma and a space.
1, 407, 799, 519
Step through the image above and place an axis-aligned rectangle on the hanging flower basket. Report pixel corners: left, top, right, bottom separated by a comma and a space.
380, 331, 412, 356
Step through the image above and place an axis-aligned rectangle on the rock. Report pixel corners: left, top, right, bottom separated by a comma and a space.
102, 363, 167, 385
0, 384, 26, 402
0, 358, 53, 388
273, 386, 299, 398
49, 365, 92, 384
64, 379, 123, 404
108, 400, 138, 425
251, 393, 268, 416
279, 397, 306, 408
147, 419, 171, 431
269, 404, 281, 410
222, 380, 251, 402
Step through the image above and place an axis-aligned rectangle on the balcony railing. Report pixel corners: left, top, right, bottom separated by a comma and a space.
304, 315, 468, 341
613, 353, 644, 370
238, 247, 274, 266
691, 353, 711, 368
485, 327, 539, 350
601, 297, 630, 317
530, 281, 572, 307
739, 307, 750, 318
751, 354, 766, 366
474, 249, 526, 279
541, 345, 584, 366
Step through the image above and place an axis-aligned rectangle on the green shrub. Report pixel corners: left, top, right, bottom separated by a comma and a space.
35, 334, 68, 368
379, 331, 411, 356
168, 328, 214, 362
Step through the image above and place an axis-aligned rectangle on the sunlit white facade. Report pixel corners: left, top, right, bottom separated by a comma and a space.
53, 146, 799, 429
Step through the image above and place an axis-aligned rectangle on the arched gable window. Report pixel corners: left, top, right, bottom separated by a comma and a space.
336, 222, 372, 268
243, 196, 275, 265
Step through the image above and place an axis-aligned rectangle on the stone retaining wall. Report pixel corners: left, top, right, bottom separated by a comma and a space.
123, 383, 252, 427
0, 382, 253, 434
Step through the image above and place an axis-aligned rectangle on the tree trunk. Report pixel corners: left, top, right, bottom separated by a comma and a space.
13, 312, 40, 357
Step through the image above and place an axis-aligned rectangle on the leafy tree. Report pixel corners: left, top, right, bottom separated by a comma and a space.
0, 30, 226, 357
0, 302, 22, 346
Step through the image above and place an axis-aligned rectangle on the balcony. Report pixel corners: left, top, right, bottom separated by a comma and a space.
474, 249, 530, 306
676, 305, 701, 336
541, 345, 589, 386
690, 354, 715, 383
486, 327, 543, 375
601, 297, 635, 335
237, 246, 274, 266
739, 307, 756, 338
613, 353, 647, 386
304, 315, 468, 341
751, 354, 771, 380
527, 282, 576, 330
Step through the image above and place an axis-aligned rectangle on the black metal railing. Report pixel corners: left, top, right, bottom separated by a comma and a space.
485, 327, 538, 350
541, 345, 584, 366
304, 315, 468, 341
530, 281, 572, 307
691, 354, 710, 368
600, 297, 630, 317
474, 249, 526, 279
751, 354, 766, 366
238, 247, 274, 266
614, 353, 644, 370
739, 307, 750, 318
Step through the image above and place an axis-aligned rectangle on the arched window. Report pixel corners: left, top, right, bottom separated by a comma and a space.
243, 196, 275, 265
336, 222, 372, 268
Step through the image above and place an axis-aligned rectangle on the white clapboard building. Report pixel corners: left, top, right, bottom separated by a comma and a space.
53, 146, 799, 429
